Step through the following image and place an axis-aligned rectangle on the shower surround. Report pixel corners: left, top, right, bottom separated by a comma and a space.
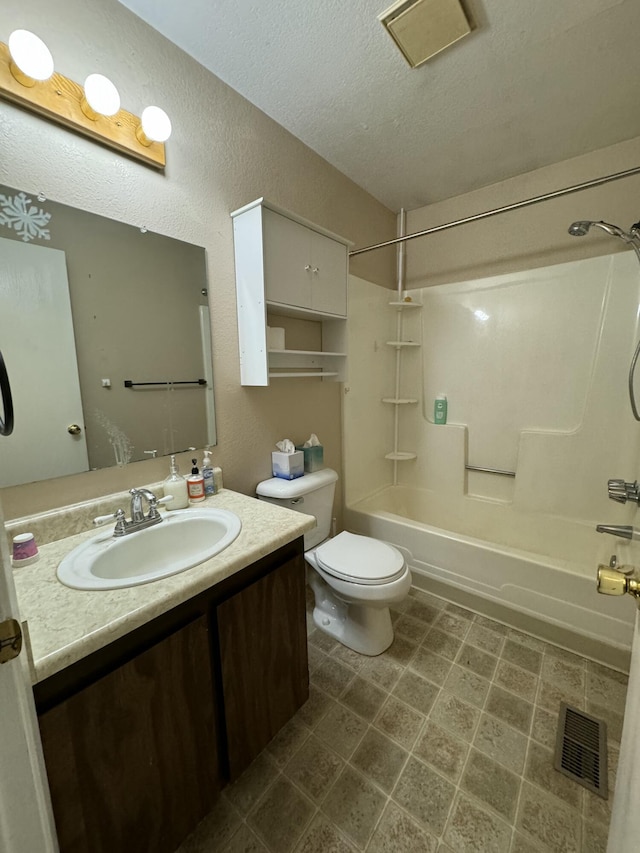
344, 256, 640, 669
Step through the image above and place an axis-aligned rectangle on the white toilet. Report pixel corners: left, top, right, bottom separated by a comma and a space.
256, 468, 411, 655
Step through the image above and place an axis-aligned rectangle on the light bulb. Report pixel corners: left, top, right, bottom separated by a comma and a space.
136, 105, 172, 145
8, 29, 54, 86
81, 74, 121, 119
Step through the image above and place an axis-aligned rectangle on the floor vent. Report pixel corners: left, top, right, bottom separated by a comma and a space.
554, 702, 608, 798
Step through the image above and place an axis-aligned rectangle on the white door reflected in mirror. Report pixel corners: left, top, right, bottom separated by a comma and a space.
0, 238, 89, 486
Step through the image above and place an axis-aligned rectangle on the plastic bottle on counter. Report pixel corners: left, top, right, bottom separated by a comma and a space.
202, 447, 215, 496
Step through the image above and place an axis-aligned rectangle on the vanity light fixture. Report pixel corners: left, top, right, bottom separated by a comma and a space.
7, 29, 54, 86
0, 29, 170, 169
136, 105, 172, 146
81, 73, 121, 119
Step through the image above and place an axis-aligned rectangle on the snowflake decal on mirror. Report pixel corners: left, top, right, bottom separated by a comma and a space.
0, 192, 52, 243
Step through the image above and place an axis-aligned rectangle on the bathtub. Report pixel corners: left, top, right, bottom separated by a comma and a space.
345, 485, 634, 670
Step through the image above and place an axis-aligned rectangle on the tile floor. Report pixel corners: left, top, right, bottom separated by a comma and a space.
177, 586, 628, 853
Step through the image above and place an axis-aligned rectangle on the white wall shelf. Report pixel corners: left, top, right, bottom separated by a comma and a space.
269, 371, 339, 379
231, 198, 351, 386
388, 301, 423, 309
386, 341, 421, 348
268, 349, 347, 357
382, 398, 419, 405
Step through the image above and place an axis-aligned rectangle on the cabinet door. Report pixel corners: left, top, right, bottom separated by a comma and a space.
263, 208, 313, 310
310, 231, 348, 316
218, 553, 308, 779
38, 616, 219, 853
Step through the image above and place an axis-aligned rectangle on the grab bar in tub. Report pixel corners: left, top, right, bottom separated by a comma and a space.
465, 465, 516, 478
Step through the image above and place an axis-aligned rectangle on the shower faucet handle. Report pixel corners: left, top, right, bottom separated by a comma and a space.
608, 479, 640, 505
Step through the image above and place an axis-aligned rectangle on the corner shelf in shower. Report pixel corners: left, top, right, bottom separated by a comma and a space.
384, 299, 421, 467
384, 452, 417, 461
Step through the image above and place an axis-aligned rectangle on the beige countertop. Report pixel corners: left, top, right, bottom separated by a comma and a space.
13, 488, 314, 684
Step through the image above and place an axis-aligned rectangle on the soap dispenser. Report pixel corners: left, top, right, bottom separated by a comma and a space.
187, 458, 205, 503
202, 447, 215, 496
164, 455, 189, 509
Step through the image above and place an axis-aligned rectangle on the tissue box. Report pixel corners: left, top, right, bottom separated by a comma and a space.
272, 450, 304, 480
295, 444, 324, 473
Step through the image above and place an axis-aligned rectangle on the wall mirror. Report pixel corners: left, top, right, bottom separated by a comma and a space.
0, 183, 216, 487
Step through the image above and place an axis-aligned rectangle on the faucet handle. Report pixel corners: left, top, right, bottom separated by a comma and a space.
94, 508, 125, 526
147, 495, 173, 520
93, 508, 127, 536
608, 479, 640, 505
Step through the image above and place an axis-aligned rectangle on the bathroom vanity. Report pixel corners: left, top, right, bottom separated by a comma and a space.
11, 487, 314, 853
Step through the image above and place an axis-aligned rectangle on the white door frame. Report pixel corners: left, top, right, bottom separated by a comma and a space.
0, 494, 58, 852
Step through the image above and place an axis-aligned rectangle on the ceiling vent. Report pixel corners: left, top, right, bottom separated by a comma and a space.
379, 0, 472, 68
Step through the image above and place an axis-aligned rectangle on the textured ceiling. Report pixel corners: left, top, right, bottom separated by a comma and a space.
118, 0, 640, 212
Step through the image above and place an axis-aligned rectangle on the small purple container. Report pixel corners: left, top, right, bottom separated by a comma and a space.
12, 532, 38, 566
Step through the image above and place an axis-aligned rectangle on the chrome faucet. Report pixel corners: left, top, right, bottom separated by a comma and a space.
94, 487, 171, 536
130, 487, 161, 524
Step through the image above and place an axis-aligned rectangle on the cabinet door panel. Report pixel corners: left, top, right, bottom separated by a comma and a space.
218, 554, 308, 779
263, 209, 312, 310
39, 616, 219, 853
310, 232, 348, 316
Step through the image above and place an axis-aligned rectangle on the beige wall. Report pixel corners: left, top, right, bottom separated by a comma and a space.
0, 0, 396, 519
405, 136, 640, 288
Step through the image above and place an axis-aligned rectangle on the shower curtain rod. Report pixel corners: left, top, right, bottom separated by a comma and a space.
348, 165, 640, 257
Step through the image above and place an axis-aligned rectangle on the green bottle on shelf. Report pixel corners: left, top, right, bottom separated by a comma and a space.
434, 395, 447, 425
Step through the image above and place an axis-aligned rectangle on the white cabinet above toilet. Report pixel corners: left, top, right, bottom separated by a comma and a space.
262, 207, 347, 316
231, 198, 351, 386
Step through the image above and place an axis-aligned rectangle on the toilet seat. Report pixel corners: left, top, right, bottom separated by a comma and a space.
314, 531, 405, 585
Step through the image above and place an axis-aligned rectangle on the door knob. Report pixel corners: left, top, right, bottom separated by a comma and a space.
597, 565, 640, 600
67, 423, 82, 435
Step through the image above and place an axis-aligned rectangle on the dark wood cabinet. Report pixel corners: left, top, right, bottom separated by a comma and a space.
218, 552, 308, 778
38, 615, 219, 853
35, 539, 308, 853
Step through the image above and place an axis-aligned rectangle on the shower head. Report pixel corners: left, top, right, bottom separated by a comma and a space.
568, 220, 630, 240
568, 220, 593, 237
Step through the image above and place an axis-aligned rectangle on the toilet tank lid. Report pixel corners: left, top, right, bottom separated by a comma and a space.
256, 468, 338, 498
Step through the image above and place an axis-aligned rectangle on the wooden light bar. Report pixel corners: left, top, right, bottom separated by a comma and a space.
0, 42, 166, 169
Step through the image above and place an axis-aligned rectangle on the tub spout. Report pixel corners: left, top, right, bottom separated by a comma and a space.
595, 524, 636, 540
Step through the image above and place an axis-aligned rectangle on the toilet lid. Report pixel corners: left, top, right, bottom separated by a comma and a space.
315, 531, 405, 585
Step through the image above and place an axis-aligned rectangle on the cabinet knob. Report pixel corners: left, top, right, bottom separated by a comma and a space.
312, 267, 319, 274
304, 264, 312, 272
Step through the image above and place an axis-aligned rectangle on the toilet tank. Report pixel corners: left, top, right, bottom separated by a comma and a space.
256, 468, 338, 550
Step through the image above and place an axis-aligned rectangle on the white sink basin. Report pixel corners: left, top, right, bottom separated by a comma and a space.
57, 508, 242, 591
